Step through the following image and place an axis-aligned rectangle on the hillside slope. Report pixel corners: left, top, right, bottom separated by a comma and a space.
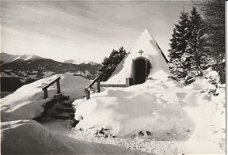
0, 53, 101, 97
1, 58, 100, 80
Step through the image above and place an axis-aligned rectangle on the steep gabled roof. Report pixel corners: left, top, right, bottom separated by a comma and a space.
105, 29, 170, 84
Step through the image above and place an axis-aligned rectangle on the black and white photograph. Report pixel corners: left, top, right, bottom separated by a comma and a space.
0, 0, 226, 154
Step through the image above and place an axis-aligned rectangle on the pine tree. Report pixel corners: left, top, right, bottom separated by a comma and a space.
169, 28, 179, 59
198, 0, 225, 83
186, 7, 206, 76
168, 8, 206, 84
99, 47, 127, 81
168, 12, 191, 80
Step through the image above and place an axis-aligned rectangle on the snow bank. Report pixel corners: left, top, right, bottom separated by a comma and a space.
179, 88, 225, 154
1, 73, 90, 122
1, 120, 141, 155
75, 79, 194, 138
74, 76, 225, 154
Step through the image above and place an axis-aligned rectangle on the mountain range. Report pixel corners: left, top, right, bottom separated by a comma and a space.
63, 59, 98, 65
0, 53, 43, 64
0, 52, 101, 97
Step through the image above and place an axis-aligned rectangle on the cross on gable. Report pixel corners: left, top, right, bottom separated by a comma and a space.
138, 50, 144, 55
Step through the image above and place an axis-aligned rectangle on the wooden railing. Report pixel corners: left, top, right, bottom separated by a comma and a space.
100, 84, 127, 87
100, 77, 133, 88
85, 74, 101, 99
42, 77, 61, 99
84, 75, 134, 100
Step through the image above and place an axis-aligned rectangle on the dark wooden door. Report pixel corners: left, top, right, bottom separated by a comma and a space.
132, 57, 151, 85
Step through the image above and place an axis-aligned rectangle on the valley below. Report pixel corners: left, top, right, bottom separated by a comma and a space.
0, 52, 101, 98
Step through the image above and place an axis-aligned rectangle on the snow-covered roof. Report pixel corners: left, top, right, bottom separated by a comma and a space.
105, 29, 170, 84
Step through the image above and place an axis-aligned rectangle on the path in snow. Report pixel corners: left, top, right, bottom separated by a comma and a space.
42, 119, 183, 155
2, 120, 141, 155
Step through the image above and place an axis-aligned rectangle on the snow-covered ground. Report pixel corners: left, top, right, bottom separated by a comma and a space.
2, 120, 142, 155
73, 71, 225, 154
1, 70, 225, 154
1, 73, 90, 121
1, 73, 144, 154
43, 119, 183, 154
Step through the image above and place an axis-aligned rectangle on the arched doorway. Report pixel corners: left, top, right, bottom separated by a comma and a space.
132, 57, 151, 84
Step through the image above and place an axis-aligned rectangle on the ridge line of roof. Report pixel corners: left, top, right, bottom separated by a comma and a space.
145, 28, 169, 63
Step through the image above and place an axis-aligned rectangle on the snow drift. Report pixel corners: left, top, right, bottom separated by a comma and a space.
1, 120, 142, 155
74, 74, 225, 154
1, 73, 90, 122
75, 79, 194, 138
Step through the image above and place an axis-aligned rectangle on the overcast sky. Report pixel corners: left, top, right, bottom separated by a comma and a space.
1, 0, 193, 63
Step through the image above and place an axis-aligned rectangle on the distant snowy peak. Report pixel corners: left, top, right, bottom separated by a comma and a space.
0, 52, 43, 63
64, 59, 98, 65
16, 54, 42, 61
63, 59, 78, 64
1, 52, 99, 65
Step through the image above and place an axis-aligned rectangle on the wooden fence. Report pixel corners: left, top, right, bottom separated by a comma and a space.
84, 74, 101, 99
42, 77, 61, 99
84, 76, 133, 100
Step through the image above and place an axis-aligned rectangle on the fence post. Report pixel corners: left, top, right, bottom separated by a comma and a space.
56, 79, 61, 94
97, 80, 100, 92
85, 89, 90, 99
126, 77, 133, 86
43, 88, 48, 99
